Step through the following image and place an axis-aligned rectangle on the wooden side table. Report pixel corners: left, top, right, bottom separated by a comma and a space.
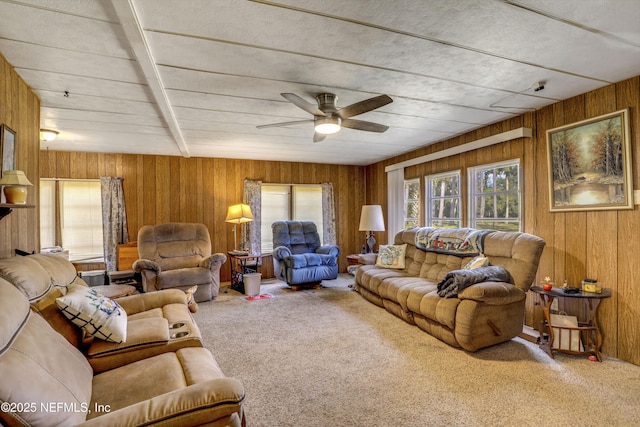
530, 285, 611, 361
228, 252, 261, 293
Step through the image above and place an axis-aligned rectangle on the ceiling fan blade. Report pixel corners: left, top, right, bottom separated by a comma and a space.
337, 94, 393, 119
281, 93, 325, 116
341, 118, 389, 133
256, 119, 314, 129
313, 132, 326, 143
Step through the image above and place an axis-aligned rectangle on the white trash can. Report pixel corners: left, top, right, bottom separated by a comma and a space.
243, 273, 262, 296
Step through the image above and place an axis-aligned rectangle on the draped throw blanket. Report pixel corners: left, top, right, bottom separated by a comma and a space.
415, 227, 492, 256
436, 266, 512, 298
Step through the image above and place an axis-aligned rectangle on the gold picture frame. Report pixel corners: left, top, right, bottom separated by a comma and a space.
1, 124, 16, 177
546, 108, 633, 212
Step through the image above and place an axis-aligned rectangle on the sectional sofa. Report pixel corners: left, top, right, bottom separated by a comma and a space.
0, 254, 245, 426
356, 227, 545, 351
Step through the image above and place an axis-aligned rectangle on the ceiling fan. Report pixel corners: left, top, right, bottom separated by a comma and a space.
257, 93, 393, 142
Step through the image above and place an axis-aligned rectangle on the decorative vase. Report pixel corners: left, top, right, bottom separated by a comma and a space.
3, 185, 28, 204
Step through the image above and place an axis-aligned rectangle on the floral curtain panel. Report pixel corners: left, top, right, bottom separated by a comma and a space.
243, 179, 262, 255
321, 182, 337, 245
101, 177, 129, 271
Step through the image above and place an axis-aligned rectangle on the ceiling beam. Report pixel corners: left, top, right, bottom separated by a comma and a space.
110, 0, 190, 157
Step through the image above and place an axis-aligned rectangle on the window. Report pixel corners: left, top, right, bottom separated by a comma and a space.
40, 179, 104, 261
403, 178, 420, 229
468, 160, 521, 231
426, 171, 461, 228
260, 184, 323, 253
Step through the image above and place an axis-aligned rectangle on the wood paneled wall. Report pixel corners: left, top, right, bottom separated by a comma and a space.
39, 153, 367, 281
0, 54, 40, 258
364, 76, 640, 365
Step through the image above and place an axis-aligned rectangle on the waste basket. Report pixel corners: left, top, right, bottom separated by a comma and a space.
243, 273, 262, 296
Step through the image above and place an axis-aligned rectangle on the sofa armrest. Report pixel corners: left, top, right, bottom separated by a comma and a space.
457, 281, 525, 305
358, 253, 377, 265
78, 379, 245, 427
316, 245, 340, 258
116, 289, 187, 315
132, 259, 160, 273
199, 253, 227, 272
273, 246, 292, 261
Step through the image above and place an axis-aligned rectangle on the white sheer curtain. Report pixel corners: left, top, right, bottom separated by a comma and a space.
100, 177, 129, 271
243, 179, 262, 255
321, 182, 337, 245
386, 168, 405, 244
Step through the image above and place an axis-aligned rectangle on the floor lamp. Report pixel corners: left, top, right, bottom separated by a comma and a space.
225, 203, 254, 253
359, 205, 385, 253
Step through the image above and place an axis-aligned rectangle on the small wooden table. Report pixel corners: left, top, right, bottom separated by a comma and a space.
228, 252, 261, 293
92, 284, 136, 299
530, 285, 611, 361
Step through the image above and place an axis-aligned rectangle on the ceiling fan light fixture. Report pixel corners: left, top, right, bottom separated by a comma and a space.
314, 116, 341, 134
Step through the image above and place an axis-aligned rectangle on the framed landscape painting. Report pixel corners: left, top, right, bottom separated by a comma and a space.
546, 109, 633, 212
1, 124, 16, 176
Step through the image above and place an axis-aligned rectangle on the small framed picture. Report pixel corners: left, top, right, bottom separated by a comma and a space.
546, 109, 633, 212
1, 124, 16, 176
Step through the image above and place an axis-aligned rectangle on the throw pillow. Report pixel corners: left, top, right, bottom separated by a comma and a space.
375, 244, 407, 269
463, 255, 489, 270
56, 282, 127, 343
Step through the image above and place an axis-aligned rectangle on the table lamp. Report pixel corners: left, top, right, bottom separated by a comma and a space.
0, 170, 33, 204
359, 205, 385, 253
225, 203, 254, 253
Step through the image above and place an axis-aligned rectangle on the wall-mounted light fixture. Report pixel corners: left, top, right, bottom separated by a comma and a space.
40, 129, 59, 141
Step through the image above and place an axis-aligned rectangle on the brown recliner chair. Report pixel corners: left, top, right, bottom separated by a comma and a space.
133, 223, 226, 302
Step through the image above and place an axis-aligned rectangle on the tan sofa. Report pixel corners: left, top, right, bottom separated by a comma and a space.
355, 227, 545, 351
0, 254, 245, 426
0, 254, 204, 373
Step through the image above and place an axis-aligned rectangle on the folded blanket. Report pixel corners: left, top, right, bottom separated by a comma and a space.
415, 228, 492, 256
436, 266, 512, 298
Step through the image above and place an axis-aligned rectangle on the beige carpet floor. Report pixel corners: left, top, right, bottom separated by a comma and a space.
193, 274, 640, 427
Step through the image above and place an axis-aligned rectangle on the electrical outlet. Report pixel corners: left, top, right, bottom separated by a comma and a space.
634, 190, 640, 205
551, 298, 559, 311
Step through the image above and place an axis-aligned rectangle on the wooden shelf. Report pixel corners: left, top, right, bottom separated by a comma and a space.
0, 203, 35, 220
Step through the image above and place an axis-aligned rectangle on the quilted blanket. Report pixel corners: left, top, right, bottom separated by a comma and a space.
415, 227, 492, 256
436, 265, 512, 298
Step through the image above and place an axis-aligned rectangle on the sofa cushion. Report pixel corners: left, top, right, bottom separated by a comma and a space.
87, 317, 169, 357
0, 256, 52, 302
56, 282, 128, 343
158, 266, 212, 289
88, 347, 227, 419
30, 253, 79, 287
0, 278, 93, 427
463, 255, 489, 270
285, 253, 336, 268
375, 244, 407, 269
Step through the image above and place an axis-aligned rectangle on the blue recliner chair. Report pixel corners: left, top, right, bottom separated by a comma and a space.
272, 221, 340, 286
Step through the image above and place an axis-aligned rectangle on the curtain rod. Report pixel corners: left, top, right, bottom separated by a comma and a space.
41, 178, 101, 182
385, 127, 532, 172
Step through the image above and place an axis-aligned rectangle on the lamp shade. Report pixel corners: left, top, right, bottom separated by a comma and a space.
225, 203, 254, 224
0, 170, 33, 186
359, 205, 385, 231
